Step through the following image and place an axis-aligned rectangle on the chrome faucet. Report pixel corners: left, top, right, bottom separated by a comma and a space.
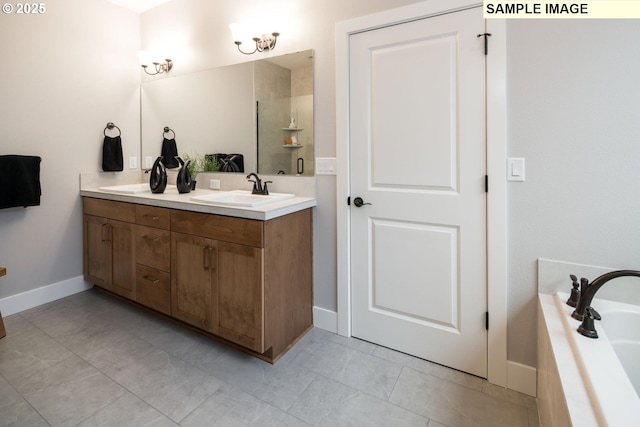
246, 173, 272, 195
571, 269, 640, 321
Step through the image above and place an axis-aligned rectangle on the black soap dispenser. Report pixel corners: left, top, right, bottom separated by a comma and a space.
148, 156, 168, 194
175, 156, 192, 193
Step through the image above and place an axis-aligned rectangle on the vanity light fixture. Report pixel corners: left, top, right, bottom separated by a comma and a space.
137, 50, 173, 75
229, 23, 279, 55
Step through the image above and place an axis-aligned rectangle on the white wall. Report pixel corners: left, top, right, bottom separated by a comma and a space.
0, 0, 140, 298
507, 19, 640, 366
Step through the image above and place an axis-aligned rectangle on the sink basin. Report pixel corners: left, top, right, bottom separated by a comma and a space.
99, 183, 176, 194
190, 190, 295, 207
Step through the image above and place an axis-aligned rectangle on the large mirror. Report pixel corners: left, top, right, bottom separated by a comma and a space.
141, 50, 314, 176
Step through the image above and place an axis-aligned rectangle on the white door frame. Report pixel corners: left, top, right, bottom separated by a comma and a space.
335, 0, 508, 387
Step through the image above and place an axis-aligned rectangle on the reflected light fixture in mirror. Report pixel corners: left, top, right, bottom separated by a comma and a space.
138, 50, 173, 75
229, 23, 280, 55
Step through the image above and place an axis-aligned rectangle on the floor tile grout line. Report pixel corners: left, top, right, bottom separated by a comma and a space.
0, 370, 53, 427
15, 318, 142, 426
4, 290, 538, 426
18, 301, 188, 425
302, 334, 536, 423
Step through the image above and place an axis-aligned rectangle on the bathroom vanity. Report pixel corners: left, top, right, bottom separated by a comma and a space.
81, 186, 315, 363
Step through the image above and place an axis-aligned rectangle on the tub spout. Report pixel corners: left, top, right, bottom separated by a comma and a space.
571, 269, 640, 321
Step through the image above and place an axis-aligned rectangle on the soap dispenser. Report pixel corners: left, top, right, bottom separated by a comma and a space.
148, 156, 168, 194
175, 156, 192, 193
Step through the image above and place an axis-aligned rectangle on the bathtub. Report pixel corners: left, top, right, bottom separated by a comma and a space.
538, 293, 640, 426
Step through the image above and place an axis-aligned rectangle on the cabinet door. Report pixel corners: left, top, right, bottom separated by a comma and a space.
171, 232, 214, 331
108, 219, 136, 299
84, 215, 135, 298
84, 215, 111, 287
215, 241, 264, 353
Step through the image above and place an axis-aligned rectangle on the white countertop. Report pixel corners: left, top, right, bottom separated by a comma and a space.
80, 187, 316, 221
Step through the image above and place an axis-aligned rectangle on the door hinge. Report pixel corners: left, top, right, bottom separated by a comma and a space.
485, 175, 489, 193
485, 312, 489, 330
347, 196, 351, 206
477, 33, 491, 55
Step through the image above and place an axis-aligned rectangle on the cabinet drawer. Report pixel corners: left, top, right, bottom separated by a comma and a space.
136, 226, 170, 271
83, 198, 135, 223
136, 205, 170, 230
136, 265, 170, 315
171, 210, 263, 247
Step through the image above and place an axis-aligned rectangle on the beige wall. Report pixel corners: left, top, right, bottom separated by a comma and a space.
0, 0, 140, 297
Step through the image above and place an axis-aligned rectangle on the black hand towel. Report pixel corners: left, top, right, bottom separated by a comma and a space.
0, 155, 42, 209
161, 138, 179, 169
102, 135, 123, 171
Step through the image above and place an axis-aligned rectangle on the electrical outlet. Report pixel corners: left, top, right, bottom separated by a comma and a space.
209, 179, 221, 190
129, 157, 137, 169
145, 156, 153, 169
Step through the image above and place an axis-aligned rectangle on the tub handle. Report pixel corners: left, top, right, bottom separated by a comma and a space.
577, 306, 601, 339
586, 306, 601, 321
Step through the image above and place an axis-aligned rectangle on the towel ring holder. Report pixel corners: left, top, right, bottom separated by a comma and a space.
104, 122, 121, 137
163, 127, 176, 139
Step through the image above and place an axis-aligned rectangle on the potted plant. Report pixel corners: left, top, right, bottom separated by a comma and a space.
182, 152, 218, 190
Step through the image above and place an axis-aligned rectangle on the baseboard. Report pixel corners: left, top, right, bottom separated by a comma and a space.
313, 306, 338, 333
0, 276, 92, 317
507, 360, 537, 397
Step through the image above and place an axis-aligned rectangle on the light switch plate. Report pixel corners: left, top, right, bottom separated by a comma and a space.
129, 157, 137, 170
507, 158, 525, 182
316, 157, 336, 175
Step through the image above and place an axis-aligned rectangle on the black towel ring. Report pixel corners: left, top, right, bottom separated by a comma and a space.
163, 127, 176, 139
104, 122, 121, 137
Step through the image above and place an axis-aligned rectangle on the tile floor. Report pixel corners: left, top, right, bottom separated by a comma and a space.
0, 289, 539, 426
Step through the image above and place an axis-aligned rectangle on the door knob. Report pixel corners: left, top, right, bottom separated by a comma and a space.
353, 197, 372, 208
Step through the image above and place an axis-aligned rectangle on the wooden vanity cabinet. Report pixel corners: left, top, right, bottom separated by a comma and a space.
83, 198, 136, 300
83, 196, 313, 363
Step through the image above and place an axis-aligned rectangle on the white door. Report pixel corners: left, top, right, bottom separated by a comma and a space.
349, 7, 487, 377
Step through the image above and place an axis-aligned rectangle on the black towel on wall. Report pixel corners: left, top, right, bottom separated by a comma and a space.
161, 138, 179, 169
0, 155, 42, 209
102, 135, 123, 171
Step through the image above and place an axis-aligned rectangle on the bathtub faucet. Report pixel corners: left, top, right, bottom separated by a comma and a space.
571, 269, 640, 321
